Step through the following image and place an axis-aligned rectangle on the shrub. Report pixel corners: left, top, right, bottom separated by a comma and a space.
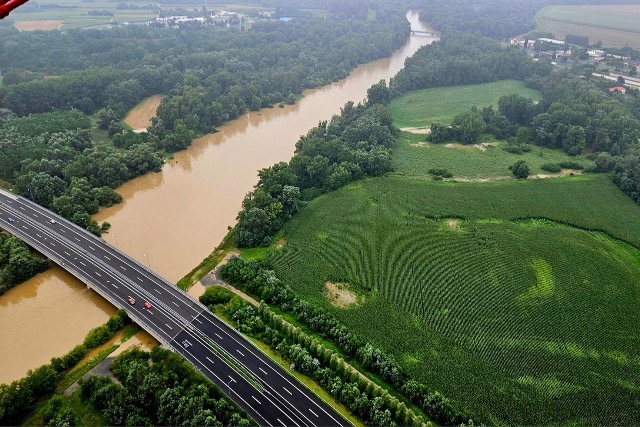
540, 163, 562, 173
558, 161, 584, 170
428, 168, 454, 178
509, 160, 530, 178
200, 286, 234, 306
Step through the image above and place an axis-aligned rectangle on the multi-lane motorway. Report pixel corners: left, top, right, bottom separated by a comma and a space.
0, 189, 348, 427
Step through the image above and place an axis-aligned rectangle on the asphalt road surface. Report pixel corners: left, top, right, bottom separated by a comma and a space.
0, 189, 349, 427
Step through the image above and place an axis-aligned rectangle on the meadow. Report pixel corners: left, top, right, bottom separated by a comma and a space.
270, 175, 640, 425
9, 0, 265, 30
394, 132, 591, 179
389, 80, 541, 129
535, 5, 640, 49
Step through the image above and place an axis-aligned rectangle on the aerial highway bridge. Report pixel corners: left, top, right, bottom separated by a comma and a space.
0, 188, 348, 427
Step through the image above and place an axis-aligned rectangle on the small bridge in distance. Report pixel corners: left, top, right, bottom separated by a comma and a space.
411, 30, 436, 36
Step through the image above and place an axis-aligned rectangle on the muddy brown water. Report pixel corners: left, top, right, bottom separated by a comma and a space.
0, 12, 437, 384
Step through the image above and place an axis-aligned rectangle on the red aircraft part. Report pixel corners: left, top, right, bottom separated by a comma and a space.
0, 0, 30, 19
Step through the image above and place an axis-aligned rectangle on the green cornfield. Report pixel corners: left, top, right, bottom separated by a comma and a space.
271, 175, 640, 425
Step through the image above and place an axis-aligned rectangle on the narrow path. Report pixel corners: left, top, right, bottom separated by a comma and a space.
199, 250, 259, 306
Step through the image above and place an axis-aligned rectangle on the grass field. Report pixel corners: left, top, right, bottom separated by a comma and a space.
535, 5, 640, 49
394, 132, 591, 179
10, 1, 272, 31
389, 80, 541, 129
270, 175, 640, 425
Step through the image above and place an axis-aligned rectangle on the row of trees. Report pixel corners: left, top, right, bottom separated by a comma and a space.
220, 257, 473, 425
235, 96, 397, 247
0, 234, 48, 295
79, 347, 251, 427
0, 310, 129, 425
389, 31, 552, 95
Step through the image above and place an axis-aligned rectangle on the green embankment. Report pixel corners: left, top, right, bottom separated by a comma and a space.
270, 175, 640, 425
390, 80, 541, 128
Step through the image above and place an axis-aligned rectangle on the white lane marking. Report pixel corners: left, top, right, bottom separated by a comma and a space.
309, 409, 318, 417
165, 323, 172, 330
259, 367, 267, 375
153, 288, 161, 293
252, 396, 261, 405
172, 301, 179, 307
64, 251, 71, 256
111, 283, 118, 289
104, 255, 110, 260
206, 356, 214, 363
120, 266, 126, 271
277, 419, 284, 426
194, 318, 202, 324
147, 310, 153, 315
137, 276, 143, 281
236, 350, 244, 357
35, 233, 41, 237
19, 206, 25, 210
215, 333, 223, 340
33, 213, 37, 216
22, 225, 27, 229
89, 246, 95, 251
95, 272, 102, 277
228, 375, 235, 382
74, 237, 80, 241
79, 261, 86, 266
283, 386, 292, 395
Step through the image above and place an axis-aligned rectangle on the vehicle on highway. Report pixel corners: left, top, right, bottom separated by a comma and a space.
128, 296, 135, 305
7, 217, 14, 222
182, 340, 191, 349
144, 301, 152, 309
50, 219, 56, 224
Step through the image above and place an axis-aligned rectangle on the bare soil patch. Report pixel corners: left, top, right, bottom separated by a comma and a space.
444, 142, 498, 151
124, 94, 165, 131
275, 238, 286, 248
324, 281, 363, 308
15, 20, 63, 31
447, 219, 461, 230
409, 141, 431, 148
400, 127, 431, 134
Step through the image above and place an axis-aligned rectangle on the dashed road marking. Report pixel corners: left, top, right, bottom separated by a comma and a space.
283, 387, 292, 395
215, 333, 223, 340
165, 323, 172, 330
194, 318, 203, 324
95, 272, 101, 277
104, 255, 110, 260
252, 396, 261, 405
89, 246, 95, 251
36, 233, 41, 237
137, 276, 143, 281
120, 266, 126, 271
172, 301, 179, 307
206, 356, 214, 363
309, 409, 318, 417
74, 238, 80, 242
153, 288, 161, 293
79, 261, 86, 266
236, 350, 244, 357
64, 251, 71, 256
259, 367, 267, 375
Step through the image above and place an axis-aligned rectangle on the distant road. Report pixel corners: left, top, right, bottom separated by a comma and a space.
0, 189, 349, 427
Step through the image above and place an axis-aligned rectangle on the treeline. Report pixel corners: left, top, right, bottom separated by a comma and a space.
0, 234, 48, 295
0, 310, 129, 425
235, 95, 397, 247
78, 347, 251, 426
0, 111, 163, 235
389, 31, 552, 94
220, 257, 474, 425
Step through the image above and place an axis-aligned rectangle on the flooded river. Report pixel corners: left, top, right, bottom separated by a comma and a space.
0, 12, 437, 384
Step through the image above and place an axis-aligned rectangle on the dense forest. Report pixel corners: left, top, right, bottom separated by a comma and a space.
0, 234, 48, 295
0, 7, 409, 239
